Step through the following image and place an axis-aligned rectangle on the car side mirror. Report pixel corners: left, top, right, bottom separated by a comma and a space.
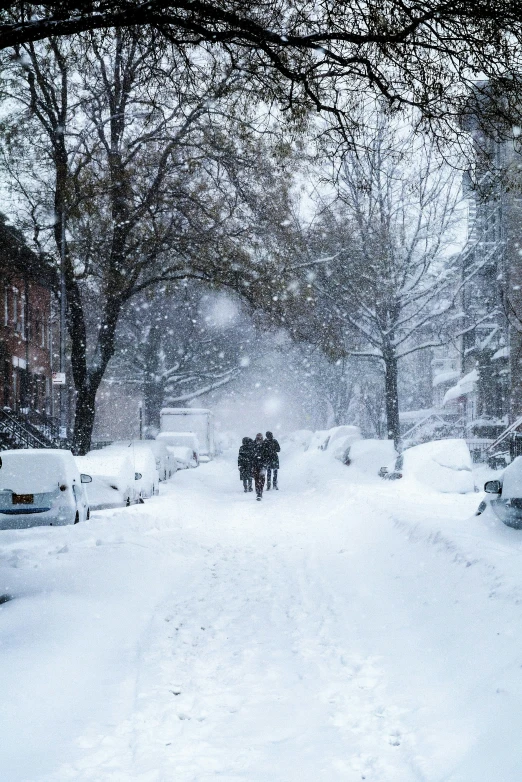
378, 467, 388, 477
80, 473, 92, 483
484, 479, 502, 494
135, 472, 142, 481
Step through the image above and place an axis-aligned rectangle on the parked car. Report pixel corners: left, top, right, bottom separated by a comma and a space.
379, 439, 475, 493
0, 449, 91, 529
344, 439, 397, 474
140, 439, 175, 481
156, 432, 199, 467
476, 455, 522, 528
75, 449, 140, 510
103, 442, 160, 499
326, 426, 361, 462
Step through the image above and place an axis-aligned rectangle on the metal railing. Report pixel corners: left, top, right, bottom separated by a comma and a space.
0, 408, 68, 450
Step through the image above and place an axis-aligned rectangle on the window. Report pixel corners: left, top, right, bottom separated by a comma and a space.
19, 295, 26, 337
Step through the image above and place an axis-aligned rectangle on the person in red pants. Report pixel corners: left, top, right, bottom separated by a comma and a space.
252, 432, 268, 500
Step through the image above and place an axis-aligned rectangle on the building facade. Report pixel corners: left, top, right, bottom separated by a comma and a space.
437, 86, 519, 440
0, 219, 55, 418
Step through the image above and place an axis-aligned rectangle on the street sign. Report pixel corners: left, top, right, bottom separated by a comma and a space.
52, 372, 66, 385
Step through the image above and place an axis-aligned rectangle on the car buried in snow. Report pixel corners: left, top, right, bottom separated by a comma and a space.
379, 439, 475, 493
476, 455, 522, 529
156, 432, 200, 468
0, 449, 91, 529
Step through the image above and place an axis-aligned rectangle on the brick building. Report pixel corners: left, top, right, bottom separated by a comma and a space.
0, 218, 55, 416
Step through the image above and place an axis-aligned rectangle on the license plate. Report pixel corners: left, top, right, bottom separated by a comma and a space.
12, 493, 34, 505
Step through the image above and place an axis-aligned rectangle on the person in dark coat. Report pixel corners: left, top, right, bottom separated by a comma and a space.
238, 437, 254, 492
252, 432, 268, 500
265, 431, 281, 490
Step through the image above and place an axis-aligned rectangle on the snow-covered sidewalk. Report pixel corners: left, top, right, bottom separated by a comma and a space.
2, 447, 522, 781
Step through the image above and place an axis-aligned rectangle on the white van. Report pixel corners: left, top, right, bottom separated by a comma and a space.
0, 449, 91, 529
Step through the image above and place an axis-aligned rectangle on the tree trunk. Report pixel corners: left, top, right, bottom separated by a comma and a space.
72, 384, 98, 455
383, 348, 401, 448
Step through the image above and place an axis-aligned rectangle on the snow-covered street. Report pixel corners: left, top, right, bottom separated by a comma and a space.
2, 446, 522, 781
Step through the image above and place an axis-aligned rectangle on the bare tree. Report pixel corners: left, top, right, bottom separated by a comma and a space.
3, 1, 522, 139
111, 286, 250, 432
1, 29, 295, 451
306, 117, 465, 446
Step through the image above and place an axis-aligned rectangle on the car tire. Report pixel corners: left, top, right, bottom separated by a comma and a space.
86, 508, 90, 520
126, 496, 131, 507
74, 511, 80, 524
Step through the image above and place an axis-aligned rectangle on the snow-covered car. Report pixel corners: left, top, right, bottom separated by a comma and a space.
379, 439, 475, 493
156, 431, 199, 467
140, 438, 175, 481
103, 442, 160, 499
75, 449, 139, 510
325, 425, 361, 462
476, 456, 522, 528
166, 445, 198, 470
0, 449, 91, 529
307, 425, 361, 454
343, 439, 397, 474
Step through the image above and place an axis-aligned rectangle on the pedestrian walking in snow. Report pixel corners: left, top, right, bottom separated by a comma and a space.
238, 437, 254, 493
252, 432, 268, 500
265, 431, 281, 490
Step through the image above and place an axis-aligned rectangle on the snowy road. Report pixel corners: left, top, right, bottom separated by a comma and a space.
2, 446, 522, 781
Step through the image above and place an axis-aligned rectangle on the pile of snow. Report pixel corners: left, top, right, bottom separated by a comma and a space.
400, 438, 475, 494
75, 450, 137, 509
345, 439, 397, 474
281, 429, 313, 452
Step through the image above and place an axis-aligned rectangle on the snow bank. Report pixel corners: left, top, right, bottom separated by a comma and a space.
281, 429, 313, 452
401, 438, 475, 493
